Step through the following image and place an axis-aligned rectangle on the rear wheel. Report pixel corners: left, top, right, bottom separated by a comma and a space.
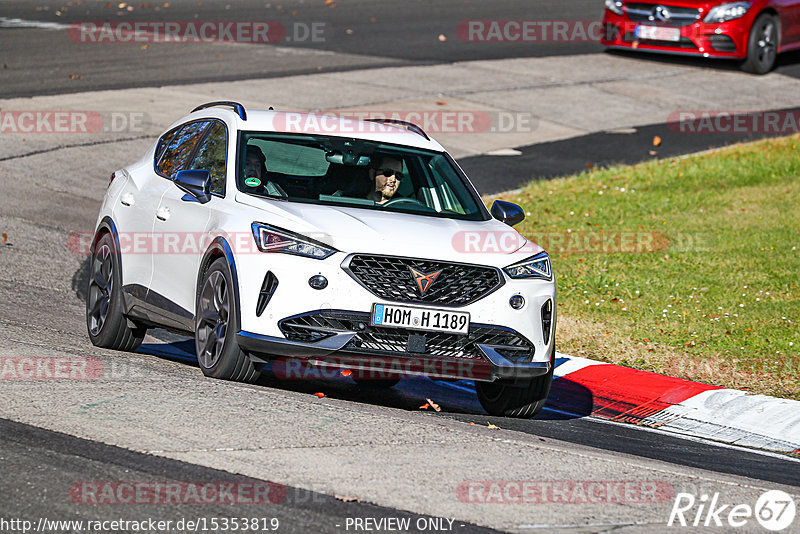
741, 13, 778, 74
195, 258, 260, 383
86, 233, 145, 351
475, 349, 555, 418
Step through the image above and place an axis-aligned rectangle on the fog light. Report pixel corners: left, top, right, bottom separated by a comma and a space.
509, 295, 525, 310
309, 275, 328, 290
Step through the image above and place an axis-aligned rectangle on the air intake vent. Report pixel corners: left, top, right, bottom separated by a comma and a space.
256, 271, 279, 317
541, 299, 553, 345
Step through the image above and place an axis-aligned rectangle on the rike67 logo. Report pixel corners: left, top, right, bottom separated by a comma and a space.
669, 490, 796, 531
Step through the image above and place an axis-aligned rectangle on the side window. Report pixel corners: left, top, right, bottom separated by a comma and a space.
189, 121, 227, 195
157, 121, 209, 178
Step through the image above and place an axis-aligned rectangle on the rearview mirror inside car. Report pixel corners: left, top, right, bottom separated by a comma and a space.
491, 200, 525, 226
325, 151, 370, 166
174, 169, 212, 204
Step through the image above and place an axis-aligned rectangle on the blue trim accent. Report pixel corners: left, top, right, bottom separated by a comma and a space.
218, 237, 242, 328
95, 216, 124, 285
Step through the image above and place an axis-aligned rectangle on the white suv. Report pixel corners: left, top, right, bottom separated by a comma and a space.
87, 102, 556, 417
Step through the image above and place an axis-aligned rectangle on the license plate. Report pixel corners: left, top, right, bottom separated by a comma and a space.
635, 25, 681, 42
371, 304, 469, 335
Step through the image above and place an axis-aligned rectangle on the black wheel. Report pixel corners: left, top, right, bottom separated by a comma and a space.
86, 233, 145, 351
475, 349, 555, 418
741, 13, 778, 74
195, 257, 260, 383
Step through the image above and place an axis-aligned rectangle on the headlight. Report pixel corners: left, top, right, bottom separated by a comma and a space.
251, 223, 336, 259
605, 0, 624, 15
704, 2, 750, 23
504, 252, 552, 281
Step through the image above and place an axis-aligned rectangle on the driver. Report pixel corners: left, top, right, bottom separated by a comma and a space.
367, 157, 403, 204
244, 144, 267, 181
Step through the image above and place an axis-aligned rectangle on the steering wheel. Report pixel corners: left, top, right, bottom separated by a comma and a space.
382, 197, 428, 208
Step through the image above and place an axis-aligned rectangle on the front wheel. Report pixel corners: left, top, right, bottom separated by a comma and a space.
195, 258, 260, 383
741, 13, 778, 74
475, 351, 555, 418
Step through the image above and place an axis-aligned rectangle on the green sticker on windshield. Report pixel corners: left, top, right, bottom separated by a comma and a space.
244, 177, 261, 187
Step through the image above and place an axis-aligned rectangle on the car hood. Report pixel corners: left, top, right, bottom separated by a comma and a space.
235, 192, 544, 267
622, 0, 718, 8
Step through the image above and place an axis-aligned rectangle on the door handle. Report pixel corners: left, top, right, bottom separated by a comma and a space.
120, 193, 135, 206
156, 206, 170, 221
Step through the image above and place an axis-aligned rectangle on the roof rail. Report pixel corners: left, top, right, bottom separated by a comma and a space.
366, 118, 429, 141
191, 101, 247, 121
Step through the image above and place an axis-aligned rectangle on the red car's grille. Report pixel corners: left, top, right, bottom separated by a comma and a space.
625, 3, 701, 27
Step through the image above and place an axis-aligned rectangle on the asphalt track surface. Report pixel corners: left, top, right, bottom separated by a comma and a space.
0, 418, 497, 534
1, 0, 800, 98
460, 106, 800, 194
122, 336, 800, 488
2, 1, 800, 531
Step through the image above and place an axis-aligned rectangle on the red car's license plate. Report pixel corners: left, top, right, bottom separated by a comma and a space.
635, 25, 681, 42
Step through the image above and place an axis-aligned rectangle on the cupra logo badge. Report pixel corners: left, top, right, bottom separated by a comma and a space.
408, 267, 443, 296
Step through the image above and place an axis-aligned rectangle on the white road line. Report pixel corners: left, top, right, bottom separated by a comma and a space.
0, 18, 71, 31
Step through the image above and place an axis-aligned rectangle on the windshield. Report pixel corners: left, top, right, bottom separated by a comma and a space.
236, 133, 489, 221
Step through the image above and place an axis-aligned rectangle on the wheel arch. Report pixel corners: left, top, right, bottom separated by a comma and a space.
92, 216, 123, 282
755, 7, 782, 50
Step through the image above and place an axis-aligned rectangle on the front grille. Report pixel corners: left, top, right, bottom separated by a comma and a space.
344, 254, 503, 307
279, 310, 535, 362
625, 3, 701, 27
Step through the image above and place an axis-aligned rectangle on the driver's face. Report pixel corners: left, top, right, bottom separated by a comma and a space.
244, 154, 263, 178
372, 160, 402, 200
375, 171, 400, 199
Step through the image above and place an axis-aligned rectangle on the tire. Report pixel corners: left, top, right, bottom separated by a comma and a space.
195, 257, 260, 383
86, 232, 146, 351
475, 349, 555, 418
741, 13, 779, 74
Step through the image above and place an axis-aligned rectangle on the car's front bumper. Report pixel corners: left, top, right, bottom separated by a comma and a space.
600, 10, 752, 59
236, 328, 552, 383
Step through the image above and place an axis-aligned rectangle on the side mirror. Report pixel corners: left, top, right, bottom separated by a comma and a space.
491, 200, 525, 226
174, 169, 212, 204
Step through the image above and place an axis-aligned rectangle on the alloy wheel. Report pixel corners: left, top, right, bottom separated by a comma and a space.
756, 21, 777, 69
196, 270, 230, 369
87, 244, 113, 336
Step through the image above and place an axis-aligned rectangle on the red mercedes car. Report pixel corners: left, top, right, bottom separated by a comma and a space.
601, 0, 800, 73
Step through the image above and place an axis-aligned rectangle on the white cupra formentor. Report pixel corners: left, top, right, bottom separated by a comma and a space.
87, 101, 556, 417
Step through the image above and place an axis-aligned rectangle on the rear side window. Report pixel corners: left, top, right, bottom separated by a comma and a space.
157, 121, 209, 178
189, 121, 227, 196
